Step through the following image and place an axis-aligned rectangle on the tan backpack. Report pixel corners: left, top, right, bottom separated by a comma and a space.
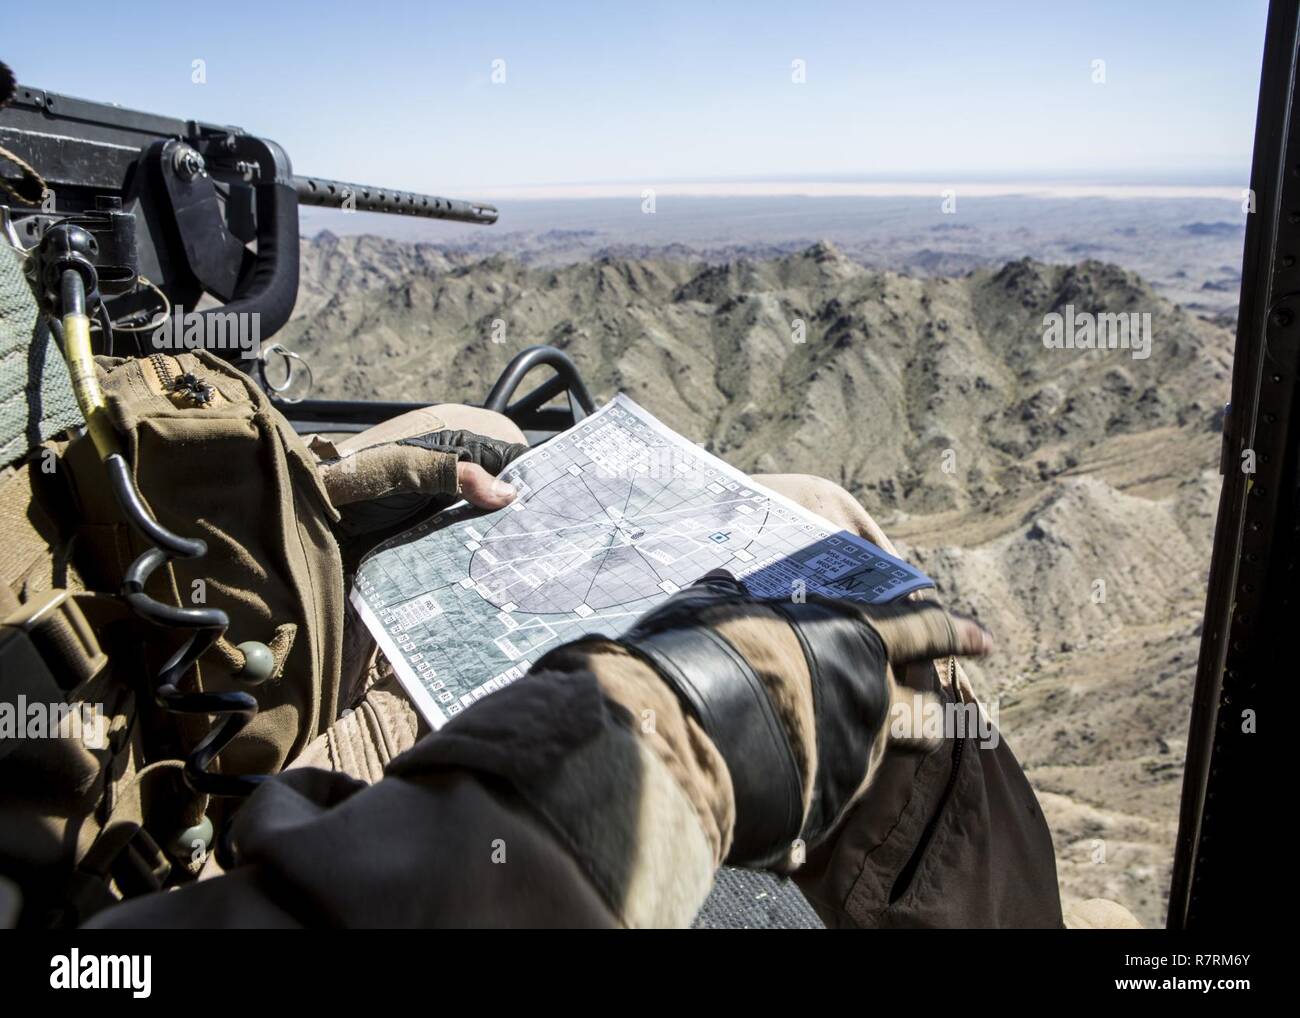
1, 339, 347, 924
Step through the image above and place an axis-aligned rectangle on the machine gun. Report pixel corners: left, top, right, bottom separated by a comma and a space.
0, 75, 594, 438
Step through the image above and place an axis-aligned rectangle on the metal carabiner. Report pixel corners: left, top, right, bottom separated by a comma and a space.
259, 341, 314, 403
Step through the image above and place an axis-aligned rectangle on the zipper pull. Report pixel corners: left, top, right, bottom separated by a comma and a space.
170, 371, 215, 406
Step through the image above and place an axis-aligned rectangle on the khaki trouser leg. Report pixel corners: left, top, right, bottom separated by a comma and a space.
288, 660, 424, 781
1062, 898, 1142, 928
334, 404, 527, 457
754, 474, 900, 554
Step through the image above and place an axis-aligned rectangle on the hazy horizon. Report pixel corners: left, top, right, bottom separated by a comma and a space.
5, 0, 1270, 195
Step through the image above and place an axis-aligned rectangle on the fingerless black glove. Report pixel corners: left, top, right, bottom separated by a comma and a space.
615, 570, 988, 867
400, 430, 530, 477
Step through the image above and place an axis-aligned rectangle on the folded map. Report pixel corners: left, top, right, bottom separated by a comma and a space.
351, 394, 933, 728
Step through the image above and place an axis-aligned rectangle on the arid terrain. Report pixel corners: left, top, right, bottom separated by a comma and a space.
283, 228, 1235, 928
301, 193, 1246, 321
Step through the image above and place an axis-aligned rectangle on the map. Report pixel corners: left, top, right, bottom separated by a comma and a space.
351, 395, 933, 728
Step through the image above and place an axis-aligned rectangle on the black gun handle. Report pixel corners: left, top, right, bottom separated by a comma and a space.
199, 180, 299, 348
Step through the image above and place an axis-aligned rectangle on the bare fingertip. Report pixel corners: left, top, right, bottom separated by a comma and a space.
956, 619, 993, 656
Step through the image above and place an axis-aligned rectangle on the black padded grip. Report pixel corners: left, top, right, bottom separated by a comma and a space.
621, 623, 804, 865
200, 181, 299, 349
618, 570, 894, 864
774, 602, 890, 842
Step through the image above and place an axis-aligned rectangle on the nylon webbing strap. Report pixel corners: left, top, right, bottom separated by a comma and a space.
0, 242, 83, 469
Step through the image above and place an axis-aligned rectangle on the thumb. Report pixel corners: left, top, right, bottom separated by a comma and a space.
457, 462, 517, 510
859, 602, 993, 665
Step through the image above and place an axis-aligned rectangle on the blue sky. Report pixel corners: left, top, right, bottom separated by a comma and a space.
4, 0, 1270, 195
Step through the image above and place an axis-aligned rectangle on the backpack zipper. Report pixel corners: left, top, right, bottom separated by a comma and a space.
147, 353, 216, 407
942, 656, 964, 798
149, 352, 176, 392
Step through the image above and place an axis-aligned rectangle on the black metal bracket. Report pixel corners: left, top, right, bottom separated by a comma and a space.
153, 138, 248, 301
279, 345, 598, 441
483, 345, 595, 421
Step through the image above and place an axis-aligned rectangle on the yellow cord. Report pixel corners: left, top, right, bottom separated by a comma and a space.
61, 310, 120, 459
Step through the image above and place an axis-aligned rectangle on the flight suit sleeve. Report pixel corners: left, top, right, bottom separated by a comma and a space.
85, 643, 737, 928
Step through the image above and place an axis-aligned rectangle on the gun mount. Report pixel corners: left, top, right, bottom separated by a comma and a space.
0, 72, 592, 442
0, 82, 497, 349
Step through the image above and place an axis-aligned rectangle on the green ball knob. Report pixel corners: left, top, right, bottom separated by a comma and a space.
171, 814, 214, 861
235, 641, 275, 685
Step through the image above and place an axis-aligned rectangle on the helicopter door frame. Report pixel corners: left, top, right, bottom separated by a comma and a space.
1167, 0, 1292, 929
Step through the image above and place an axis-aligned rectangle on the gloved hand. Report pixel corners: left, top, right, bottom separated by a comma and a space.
319, 429, 527, 512
613, 569, 991, 867
317, 429, 529, 557
399, 429, 531, 483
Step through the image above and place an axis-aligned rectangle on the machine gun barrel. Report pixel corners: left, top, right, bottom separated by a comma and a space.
293, 175, 497, 224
